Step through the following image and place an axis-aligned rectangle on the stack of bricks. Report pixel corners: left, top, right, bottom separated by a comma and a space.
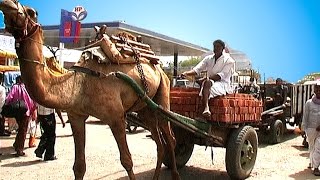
170, 87, 263, 123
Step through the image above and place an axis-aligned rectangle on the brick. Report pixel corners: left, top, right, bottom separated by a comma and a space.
217, 107, 227, 114
240, 107, 248, 114
217, 114, 231, 122
182, 105, 196, 112
238, 99, 244, 106
248, 107, 254, 114
196, 97, 202, 105
190, 97, 197, 105
170, 104, 178, 111
229, 99, 237, 107
217, 99, 230, 107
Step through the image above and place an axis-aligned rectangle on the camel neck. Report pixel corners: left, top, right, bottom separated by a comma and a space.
15, 29, 75, 109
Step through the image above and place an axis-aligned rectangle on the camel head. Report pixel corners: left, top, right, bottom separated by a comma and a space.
0, 0, 38, 40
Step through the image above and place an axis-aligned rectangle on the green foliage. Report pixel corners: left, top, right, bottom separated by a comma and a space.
180, 57, 201, 67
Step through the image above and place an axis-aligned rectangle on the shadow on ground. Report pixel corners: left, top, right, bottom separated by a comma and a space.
289, 168, 319, 180
1, 159, 44, 167
257, 129, 301, 148
94, 166, 231, 180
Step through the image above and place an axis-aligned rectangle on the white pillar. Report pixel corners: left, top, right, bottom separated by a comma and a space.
59, 42, 64, 67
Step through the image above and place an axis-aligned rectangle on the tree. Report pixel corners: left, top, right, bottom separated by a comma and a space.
180, 57, 201, 68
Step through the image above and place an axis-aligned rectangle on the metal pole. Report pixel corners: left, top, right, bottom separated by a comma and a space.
173, 52, 178, 86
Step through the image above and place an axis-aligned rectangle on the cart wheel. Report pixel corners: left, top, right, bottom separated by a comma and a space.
163, 139, 194, 169
226, 126, 258, 180
270, 119, 283, 144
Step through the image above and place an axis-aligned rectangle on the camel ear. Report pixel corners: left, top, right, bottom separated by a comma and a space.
25, 7, 38, 22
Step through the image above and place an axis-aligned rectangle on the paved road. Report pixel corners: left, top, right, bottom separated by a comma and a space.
0, 114, 317, 180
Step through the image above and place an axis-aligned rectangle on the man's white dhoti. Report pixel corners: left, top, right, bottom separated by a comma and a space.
306, 128, 320, 168
199, 80, 233, 99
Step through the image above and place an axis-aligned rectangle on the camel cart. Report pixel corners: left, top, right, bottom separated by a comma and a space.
115, 71, 262, 180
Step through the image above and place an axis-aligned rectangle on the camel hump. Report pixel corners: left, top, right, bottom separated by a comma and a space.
84, 25, 160, 65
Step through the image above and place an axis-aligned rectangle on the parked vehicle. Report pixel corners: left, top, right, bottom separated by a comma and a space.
256, 83, 315, 145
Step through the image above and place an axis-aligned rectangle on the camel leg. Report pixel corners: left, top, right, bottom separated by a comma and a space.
159, 121, 180, 180
109, 114, 135, 180
69, 113, 88, 180
147, 121, 164, 180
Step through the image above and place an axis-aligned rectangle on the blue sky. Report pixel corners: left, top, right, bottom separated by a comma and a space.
2, 0, 320, 83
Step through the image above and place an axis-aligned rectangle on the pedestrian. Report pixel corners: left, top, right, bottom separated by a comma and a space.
181, 39, 235, 117
0, 73, 10, 136
4, 75, 37, 156
301, 82, 320, 176
34, 104, 65, 161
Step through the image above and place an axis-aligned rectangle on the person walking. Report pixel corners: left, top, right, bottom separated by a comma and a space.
301, 82, 320, 176
0, 73, 10, 136
34, 104, 65, 161
4, 75, 37, 156
181, 39, 235, 117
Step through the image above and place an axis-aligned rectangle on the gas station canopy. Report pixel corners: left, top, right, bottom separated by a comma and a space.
42, 21, 210, 56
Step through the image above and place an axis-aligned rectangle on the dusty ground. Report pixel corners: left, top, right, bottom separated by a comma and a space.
0, 114, 317, 180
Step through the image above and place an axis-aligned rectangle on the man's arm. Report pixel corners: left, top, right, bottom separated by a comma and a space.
181, 69, 197, 77
55, 109, 65, 128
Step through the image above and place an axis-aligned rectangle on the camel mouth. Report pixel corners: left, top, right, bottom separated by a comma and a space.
0, 0, 19, 12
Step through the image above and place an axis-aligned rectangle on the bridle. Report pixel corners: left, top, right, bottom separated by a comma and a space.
7, 0, 40, 43
5, 0, 46, 66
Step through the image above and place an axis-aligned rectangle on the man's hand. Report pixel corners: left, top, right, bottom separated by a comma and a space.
180, 72, 187, 78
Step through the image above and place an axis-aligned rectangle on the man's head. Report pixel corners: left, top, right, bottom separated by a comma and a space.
213, 39, 225, 55
276, 78, 283, 85
16, 75, 22, 84
315, 82, 320, 99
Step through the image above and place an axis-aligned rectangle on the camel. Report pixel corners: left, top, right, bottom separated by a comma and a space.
0, 1, 180, 180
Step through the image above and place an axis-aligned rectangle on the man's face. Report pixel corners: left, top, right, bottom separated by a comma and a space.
213, 43, 224, 55
276, 80, 282, 85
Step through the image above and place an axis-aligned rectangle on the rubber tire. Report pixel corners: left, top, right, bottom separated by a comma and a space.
226, 126, 258, 180
270, 119, 283, 144
163, 128, 194, 169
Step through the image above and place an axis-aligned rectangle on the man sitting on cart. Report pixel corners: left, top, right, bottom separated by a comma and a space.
181, 39, 235, 117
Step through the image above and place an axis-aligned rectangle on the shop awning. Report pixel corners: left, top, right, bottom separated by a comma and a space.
0, 49, 17, 59
0, 65, 20, 72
